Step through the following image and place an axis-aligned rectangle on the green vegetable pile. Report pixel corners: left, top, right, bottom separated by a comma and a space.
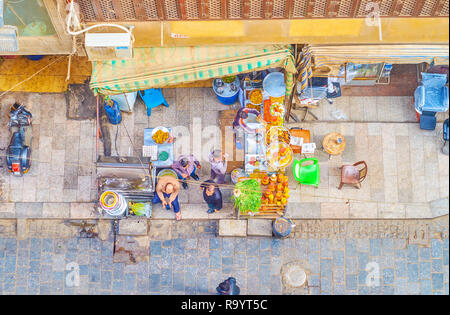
233, 179, 262, 214
223, 75, 236, 84
130, 202, 149, 216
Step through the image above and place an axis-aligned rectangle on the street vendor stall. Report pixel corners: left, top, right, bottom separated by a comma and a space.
95, 125, 176, 219
91, 45, 297, 220
231, 70, 294, 219
96, 156, 155, 218
143, 127, 174, 168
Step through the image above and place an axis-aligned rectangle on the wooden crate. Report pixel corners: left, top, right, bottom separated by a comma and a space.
236, 172, 286, 219
219, 109, 244, 173
237, 172, 286, 219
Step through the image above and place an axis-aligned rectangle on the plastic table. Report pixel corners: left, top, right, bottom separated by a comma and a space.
144, 127, 174, 168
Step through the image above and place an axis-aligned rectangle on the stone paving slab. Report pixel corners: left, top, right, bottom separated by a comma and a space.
219, 220, 247, 237
119, 219, 148, 236
2, 201, 442, 220
16, 219, 27, 241
151, 203, 235, 220
0, 203, 15, 219
247, 219, 273, 237
42, 203, 70, 219
430, 198, 450, 218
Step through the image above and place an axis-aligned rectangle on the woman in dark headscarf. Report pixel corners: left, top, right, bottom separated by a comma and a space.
200, 180, 223, 214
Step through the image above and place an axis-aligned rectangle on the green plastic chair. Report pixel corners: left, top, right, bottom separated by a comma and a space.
293, 158, 320, 187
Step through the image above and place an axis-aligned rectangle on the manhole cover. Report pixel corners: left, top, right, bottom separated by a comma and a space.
285, 266, 307, 288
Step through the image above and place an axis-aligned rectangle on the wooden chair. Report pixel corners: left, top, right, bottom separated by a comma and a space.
289, 128, 311, 155
293, 93, 319, 121
338, 161, 368, 189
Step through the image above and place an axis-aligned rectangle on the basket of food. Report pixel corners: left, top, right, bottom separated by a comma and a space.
266, 142, 293, 170
265, 126, 291, 146
152, 127, 170, 144
269, 102, 286, 117
248, 89, 263, 106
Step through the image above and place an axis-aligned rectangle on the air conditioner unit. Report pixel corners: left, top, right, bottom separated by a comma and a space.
0, 25, 19, 52
85, 32, 133, 61
0, 0, 4, 27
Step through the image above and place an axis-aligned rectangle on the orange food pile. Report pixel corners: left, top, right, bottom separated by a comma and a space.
249, 89, 263, 105
263, 99, 283, 126
266, 126, 290, 145
152, 129, 169, 144
266, 142, 293, 170
260, 173, 289, 207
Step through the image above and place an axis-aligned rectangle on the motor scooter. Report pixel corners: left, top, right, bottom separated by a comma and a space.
6, 103, 32, 176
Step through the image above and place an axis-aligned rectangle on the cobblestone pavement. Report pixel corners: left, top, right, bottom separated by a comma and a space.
0, 218, 448, 295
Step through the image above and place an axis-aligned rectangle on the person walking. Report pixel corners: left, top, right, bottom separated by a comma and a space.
216, 277, 240, 295
208, 149, 228, 184
172, 154, 201, 189
152, 175, 182, 220
200, 180, 222, 214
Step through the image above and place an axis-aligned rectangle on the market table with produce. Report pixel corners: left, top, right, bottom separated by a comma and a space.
143, 127, 174, 168
228, 71, 294, 219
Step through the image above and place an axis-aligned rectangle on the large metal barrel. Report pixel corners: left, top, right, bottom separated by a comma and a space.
273, 217, 293, 238
157, 168, 178, 179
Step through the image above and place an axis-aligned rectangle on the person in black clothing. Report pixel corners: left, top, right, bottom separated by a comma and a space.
200, 180, 222, 214
216, 277, 240, 295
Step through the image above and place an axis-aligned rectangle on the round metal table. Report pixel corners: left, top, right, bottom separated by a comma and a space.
322, 132, 346, 158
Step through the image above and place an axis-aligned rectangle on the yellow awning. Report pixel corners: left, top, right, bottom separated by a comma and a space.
310, 44, 449, 67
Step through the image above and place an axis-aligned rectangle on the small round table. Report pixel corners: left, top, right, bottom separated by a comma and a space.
322, 132, 346, 159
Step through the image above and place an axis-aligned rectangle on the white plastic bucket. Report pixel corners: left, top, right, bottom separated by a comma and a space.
110, 92, 137, 112
99, 191, 127, 217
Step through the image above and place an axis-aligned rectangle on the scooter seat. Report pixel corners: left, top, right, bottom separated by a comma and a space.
419, 111, 437, 130
8, 132, 23, 148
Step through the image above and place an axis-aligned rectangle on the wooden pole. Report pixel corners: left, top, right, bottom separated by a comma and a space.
285, 44, 303, 122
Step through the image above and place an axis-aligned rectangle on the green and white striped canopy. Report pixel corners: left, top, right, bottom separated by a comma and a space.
90, 45, 296, 96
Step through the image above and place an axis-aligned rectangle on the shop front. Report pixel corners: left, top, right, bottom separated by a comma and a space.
308, 44, 449, 85
287, 44, 449, 120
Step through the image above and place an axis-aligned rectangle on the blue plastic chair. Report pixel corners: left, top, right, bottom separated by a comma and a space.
139, 88, 169, 116
414, 72, 449, 130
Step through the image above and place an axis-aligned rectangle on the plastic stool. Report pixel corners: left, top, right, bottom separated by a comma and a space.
419, 111, 437, 130
138, 88, 169, 117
